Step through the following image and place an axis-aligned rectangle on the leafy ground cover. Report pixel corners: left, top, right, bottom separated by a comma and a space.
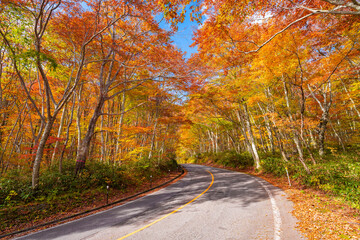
0, 156, 180, 238
193, 150, 360, 239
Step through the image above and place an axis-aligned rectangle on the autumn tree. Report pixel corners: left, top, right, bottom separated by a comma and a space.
182, 0, 360, 171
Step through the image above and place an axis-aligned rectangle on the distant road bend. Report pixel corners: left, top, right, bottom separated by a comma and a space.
16, 164, 304, 240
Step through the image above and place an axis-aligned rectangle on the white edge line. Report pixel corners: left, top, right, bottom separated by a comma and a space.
253, 178, 282, 240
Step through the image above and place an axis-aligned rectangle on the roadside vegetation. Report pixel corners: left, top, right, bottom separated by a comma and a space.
188, 149, 360, 210
0, 156, 179, 234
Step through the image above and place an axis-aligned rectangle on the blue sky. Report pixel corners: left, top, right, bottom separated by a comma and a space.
158, 5, 200, 59
171, 11, 199, 59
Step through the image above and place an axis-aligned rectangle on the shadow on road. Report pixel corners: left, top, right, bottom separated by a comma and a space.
17, 164, 283, 240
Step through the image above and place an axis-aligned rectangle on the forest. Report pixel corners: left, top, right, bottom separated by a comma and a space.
0, 0, 359, 235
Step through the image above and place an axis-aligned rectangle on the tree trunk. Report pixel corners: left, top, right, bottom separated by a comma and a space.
115, 92, 126, 162
51, 107, 66, 164
32, 119, 54, 189
0, 104, 26, 174
283, 80, 311, 172
308, 81, 332, 157
243, 104, 260, 169
75, 96, 105, 174
236, 110, 253, 155
76, 86, 83, 157
293, 133, 310, 174
309, 129, 317, 148
100, 114, 106, 162
148, 116, 159, 159
318, 111, 329, 156
59, 95, 76, 173
272, 123, 289, 162
250, 111, 266, 152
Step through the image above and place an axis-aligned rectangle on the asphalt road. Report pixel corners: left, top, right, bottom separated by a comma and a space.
16, 164, 304, 240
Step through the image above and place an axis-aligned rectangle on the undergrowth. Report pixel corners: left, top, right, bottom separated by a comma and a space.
0, 154, 179, 232
188, 150, 254, 168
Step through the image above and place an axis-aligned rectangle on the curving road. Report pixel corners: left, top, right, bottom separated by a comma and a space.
16, 164, 304, 240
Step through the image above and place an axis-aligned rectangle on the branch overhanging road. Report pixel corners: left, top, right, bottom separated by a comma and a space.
16, 164, 304, 240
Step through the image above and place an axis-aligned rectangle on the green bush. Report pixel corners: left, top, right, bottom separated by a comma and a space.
191, 151, 254, 168
260, 152, 360, 209
261, 156, 287, 176
0, 168, 33, 204
215, 151, 253, 168
0, 155, 179, 207
307, 161, 360, 208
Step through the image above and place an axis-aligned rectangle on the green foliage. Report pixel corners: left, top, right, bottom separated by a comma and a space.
127, 153, 179, 182
215, 151, 253, 168
0, 154, 179, 231
261, 157, 287, 176
307, 161, 360, 208
0, 155, 179, 207
16, 50, 58, 71
190, 151, 254, 168
0, 168, 33, 205
260, 151, 360, 209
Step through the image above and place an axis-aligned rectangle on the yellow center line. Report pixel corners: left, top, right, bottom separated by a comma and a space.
117, 170, 214, 240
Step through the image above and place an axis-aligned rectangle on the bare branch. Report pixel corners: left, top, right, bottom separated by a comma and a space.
243, 13, 315, 54
308, 85, 325, 111
0, 29, 45, 121
288, 0, 360, 15
306, 43, 354, 95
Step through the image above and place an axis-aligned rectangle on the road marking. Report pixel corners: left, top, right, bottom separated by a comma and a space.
117, 170, 214, 240
254, 178, 282, 240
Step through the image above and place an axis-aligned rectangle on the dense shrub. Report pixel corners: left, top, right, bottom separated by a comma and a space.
191, 151, 254, 168
260, 152, 360, 209
261, 156, 287, 176
0, 155, 179, 207
0, 168, 33, 204
307, 161, 360, 208
215, 151, 253, 168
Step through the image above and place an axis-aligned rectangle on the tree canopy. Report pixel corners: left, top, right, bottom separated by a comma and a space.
0, 0, 359, 189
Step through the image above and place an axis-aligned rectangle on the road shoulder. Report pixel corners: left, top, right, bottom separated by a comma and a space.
196, 162, 360, 239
